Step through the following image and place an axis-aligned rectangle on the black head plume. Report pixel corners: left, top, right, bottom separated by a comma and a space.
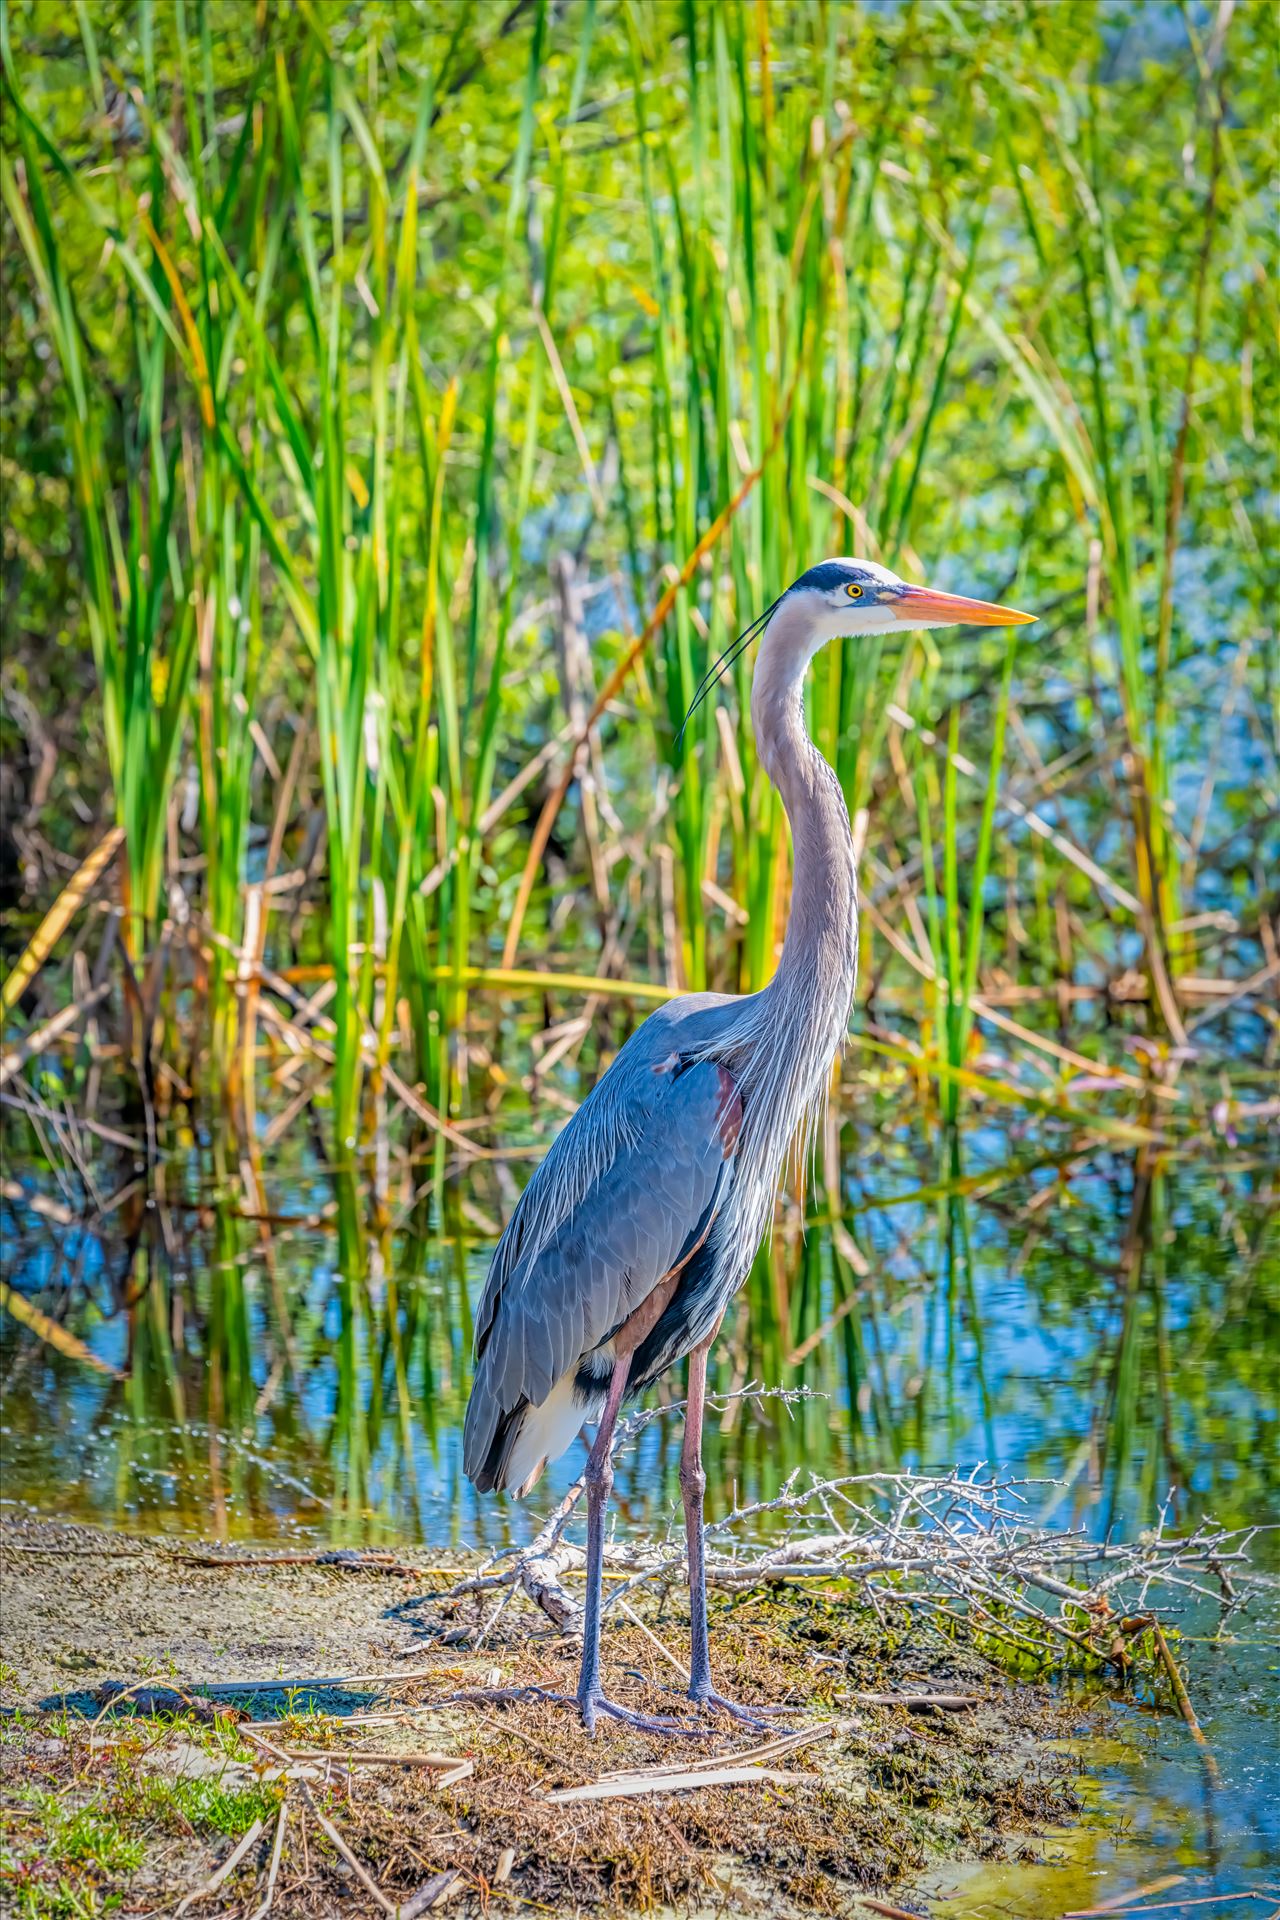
675, 596, 782, 751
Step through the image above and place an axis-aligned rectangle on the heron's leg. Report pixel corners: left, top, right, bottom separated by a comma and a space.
575, 1351, 629, 1723
680, 1336, 716, 1700
682, 1335, 793, 1731
576, 1351, 700, 1737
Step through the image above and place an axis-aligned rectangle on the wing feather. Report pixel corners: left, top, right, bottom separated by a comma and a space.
463, 1060, 740, 1483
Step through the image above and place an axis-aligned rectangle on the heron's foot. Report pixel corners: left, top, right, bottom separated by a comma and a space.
434, 1681, 703, 1738
689, 1685, 800, 1732
577, 1686, 706, 1739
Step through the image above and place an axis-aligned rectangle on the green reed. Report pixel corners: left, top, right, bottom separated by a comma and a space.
1, 0, 1269, 1167
1, 2, 198, 963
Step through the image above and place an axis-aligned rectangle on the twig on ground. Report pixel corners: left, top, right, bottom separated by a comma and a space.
298, 1781, 396, 1914
851, 1692, 981, 1710
596, 1718, 854, 1779
546, 1763, 818, 1804
287, 1748, 474, 1787
172, 1817, 266, 1917
244, 1800, 288, 1920
399, 1869, 464, 1917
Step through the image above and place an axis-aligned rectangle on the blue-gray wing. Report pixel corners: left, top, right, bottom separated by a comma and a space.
463, 1058, 741, 1484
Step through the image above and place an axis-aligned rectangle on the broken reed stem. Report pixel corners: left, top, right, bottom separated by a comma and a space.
0, 827, 124, 1014
244, 1800, 287, 1920
172, 1816, 267, 1918
298, 1781, 396, 1915
1151, 1621, 1221, 1784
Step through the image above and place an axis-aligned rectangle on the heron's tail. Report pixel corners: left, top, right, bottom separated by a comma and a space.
465, 1367, 603, 1498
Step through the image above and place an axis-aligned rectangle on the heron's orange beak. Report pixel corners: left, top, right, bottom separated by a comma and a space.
892, 585, 1036, 628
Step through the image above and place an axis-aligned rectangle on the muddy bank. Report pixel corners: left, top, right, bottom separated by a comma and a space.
0, 1514, 1090, 1917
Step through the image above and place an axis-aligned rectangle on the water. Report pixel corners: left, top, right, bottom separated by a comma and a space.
1, 1062, 1277, 1904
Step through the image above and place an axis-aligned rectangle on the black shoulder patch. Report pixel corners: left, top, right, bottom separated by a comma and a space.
788, 560, 859, 596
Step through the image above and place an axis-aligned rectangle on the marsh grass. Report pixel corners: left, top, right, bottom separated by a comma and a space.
0, 2, 1273, 1381
1, 8, 196, 967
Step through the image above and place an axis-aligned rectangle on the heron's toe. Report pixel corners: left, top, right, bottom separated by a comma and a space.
578, 1688, 706, 1738
689, 1686, 800, 1732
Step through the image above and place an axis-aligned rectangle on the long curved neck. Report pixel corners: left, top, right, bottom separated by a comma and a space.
750, 601, 859, 1006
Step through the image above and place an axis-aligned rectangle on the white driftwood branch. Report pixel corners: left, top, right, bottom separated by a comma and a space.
417, 1394, 1262, 1666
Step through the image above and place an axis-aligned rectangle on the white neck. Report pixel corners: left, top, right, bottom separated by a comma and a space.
750, 598, 859, 1007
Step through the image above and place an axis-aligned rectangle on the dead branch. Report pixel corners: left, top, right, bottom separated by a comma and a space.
420, 1398, 1262, 1679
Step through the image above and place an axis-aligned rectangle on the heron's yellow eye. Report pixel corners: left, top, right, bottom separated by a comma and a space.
846, 582, 863, 599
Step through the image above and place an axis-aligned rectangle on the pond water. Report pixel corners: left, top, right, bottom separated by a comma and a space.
1, 1054, 1277, 1907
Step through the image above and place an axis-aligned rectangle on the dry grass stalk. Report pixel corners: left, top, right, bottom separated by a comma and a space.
501, 362, 802, 969
244, 1800, 288, 1920
297, 1781, 396, 1915
596, 1720, 849, 1781
0, 826, 124, 1013
171, 1816, 267, 1918
0, 982, 112, 1088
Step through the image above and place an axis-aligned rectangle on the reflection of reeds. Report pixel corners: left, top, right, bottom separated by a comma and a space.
3, 1083, 1273, 1545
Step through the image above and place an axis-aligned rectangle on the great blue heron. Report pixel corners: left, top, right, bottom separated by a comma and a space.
464, 558, 1034, 1733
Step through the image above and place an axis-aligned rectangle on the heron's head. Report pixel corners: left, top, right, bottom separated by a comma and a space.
782, 557, 1036, 644
679, 557, 1034, 746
